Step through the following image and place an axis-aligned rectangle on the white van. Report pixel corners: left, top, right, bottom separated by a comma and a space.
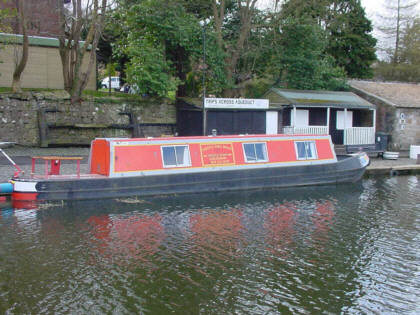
101, 77, 120, 89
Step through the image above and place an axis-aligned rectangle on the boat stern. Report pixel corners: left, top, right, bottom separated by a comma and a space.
11, 180, 39, 201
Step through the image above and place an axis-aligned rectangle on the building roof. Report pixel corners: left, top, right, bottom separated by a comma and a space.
265, 88, 375, 109
0, 33, 90, 49
349, 80, 420, 108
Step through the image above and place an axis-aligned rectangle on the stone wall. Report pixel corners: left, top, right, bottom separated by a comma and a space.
393, 107, 420, 151
0, 91, 176, 146
351, 87, 420, 151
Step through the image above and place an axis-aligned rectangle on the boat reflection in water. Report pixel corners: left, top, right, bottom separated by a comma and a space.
264, 203, 299, 257
189, 209, 244, 260
312, 201, 335, 238
87, 213, 165, 263
0, 185, 354, 267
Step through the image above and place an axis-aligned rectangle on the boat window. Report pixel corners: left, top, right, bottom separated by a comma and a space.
243, 142, 268, 163
161, 145, 191, 167
295, 141, 317, 160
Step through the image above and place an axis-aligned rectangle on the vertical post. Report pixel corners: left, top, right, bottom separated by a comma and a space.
202, 23, 207, 136
44, 159, 48, 178
372, 109, 376, 129
108, 71, 111, 94
293, 105, 297, 133
326, 107, 330, 135
38, 108, 49, 148
31, 157, 35, 178
343, 108, 347, 145
76, 160, 80, 178
372, 109, 376, 145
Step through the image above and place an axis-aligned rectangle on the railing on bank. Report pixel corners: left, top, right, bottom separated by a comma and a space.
344, 127, 375, 145
283, 126, 375, 145
282, 126, 329, 135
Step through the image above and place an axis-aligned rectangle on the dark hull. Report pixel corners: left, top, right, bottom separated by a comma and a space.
19, 155, 367, 201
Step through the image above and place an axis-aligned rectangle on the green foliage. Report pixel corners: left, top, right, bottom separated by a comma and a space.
104, 63, 117, 78
244, 78, 273, 98
326, 0, 377, 78
270, 19, 347, 90
280, 0, 377, 79
108, 0, 377, 96
114, 0, 226, 97
125, 40, 180, 97
374, 62, 420, 83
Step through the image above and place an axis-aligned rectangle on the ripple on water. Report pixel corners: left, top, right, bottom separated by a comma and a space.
0, 176, 419, 313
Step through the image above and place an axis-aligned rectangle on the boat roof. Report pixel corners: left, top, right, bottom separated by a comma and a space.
97, 134, 330, 143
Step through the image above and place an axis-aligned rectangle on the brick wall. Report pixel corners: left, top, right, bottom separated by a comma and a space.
0, 0, 61, 37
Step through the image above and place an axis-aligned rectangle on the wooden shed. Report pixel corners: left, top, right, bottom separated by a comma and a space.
264, 88, 376, 150
0, 33, 96, 90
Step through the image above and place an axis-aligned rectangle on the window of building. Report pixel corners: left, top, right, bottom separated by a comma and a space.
161, 145, 191, 167
295, 141, 317, 160
243, 142, 268, 163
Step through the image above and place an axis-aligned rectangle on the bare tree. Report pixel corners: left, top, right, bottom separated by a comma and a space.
57, 0, 108, 103
377, 0, 418, 63
11, 0, 28, 93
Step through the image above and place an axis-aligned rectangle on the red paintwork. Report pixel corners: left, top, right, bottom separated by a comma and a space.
266, 140, 297, 162
114, 144, 162, 172
49, 159, 61, 175
315, 139, 334, 160
90, 139, 110, 176
12, 192, 38, 201
90, 134, 335, 175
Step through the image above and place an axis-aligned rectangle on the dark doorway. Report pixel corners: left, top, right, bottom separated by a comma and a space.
329, 109, 343, 144
177, 110, 203, 136
206, 110, 266, 135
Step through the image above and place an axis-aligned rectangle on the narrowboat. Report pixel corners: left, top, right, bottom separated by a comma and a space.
11, 134, 369, 202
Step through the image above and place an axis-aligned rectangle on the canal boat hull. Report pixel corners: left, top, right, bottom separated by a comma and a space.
12, 156, 367, 201
11, 134, 369, 201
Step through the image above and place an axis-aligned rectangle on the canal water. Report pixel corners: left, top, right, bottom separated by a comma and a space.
0, 176, 418, 314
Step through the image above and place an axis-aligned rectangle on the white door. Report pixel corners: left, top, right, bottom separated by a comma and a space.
291, 109, 309, 127
336, 111, 353, 129
266, 111, 278, 134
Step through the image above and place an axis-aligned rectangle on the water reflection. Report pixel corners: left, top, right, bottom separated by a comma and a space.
0, 177, 419, 313
87, 213, 165, 262
190, 209, 244, 259
311, 200, 335, 249
264, 203, 298, 256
